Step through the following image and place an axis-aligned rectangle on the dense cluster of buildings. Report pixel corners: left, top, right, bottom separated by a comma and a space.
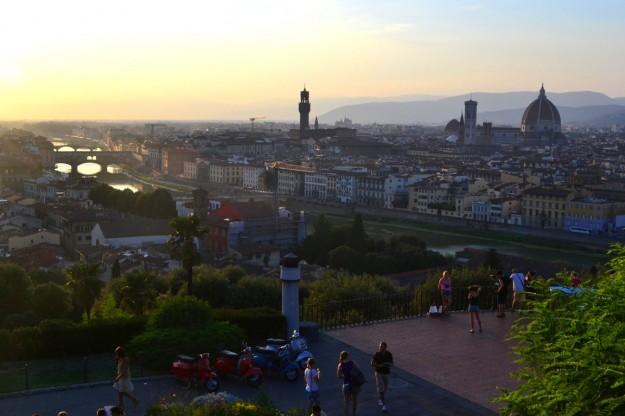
1, 84, 625, 278
94, 86, 625, 236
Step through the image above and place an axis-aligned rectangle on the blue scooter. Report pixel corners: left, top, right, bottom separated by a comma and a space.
262, 331, 314, 370
252, 343, 300, 382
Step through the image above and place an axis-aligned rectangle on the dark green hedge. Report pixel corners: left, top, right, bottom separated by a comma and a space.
1, 317, 147, 361
128, 322, 244, 370
213, 307, 285, 344
0, 307, 284, 362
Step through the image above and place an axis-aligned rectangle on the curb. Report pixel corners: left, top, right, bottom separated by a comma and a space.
0, 375, 171, 400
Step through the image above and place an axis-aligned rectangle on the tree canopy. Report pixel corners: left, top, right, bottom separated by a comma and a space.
299, 214, 446, 274
89, 183, 177, 219
169, 215, 207, 294
497, 245, 625, 415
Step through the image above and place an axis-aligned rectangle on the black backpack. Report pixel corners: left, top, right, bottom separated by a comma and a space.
350, 364, 366, 386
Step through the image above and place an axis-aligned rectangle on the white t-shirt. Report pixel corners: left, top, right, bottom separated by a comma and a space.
305, 368, 319, 392
511, 273, 525, 292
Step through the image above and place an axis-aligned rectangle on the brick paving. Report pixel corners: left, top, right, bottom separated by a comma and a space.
328, 311, 518, 412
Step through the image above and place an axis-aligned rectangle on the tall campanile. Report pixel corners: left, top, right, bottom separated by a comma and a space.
299, 87, 311, 132
463, 99, 477, 145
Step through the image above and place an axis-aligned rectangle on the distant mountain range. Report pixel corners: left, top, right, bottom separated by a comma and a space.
318, 91, 625, 126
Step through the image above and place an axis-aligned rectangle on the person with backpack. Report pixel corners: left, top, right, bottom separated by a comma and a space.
337, 350, 365, 416
371, 341, 393, 412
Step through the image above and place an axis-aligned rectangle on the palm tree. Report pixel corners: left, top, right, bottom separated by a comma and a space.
65, 262, 103, 320
169, 215, 207, 294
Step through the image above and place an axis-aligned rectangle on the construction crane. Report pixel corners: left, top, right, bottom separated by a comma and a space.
249, 116, 266, 133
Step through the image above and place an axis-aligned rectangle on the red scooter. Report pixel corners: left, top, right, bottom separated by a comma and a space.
171, 353, 220, 393
213, 347, 263, 387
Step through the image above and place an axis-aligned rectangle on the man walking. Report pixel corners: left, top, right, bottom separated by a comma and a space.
510, 269, 525, 312
371, 341, 393, 412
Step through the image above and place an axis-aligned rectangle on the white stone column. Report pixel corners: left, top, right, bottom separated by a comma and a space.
280, 253, 301, 336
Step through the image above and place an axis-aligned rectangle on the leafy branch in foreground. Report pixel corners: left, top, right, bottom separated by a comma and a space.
496, 244, 625, 416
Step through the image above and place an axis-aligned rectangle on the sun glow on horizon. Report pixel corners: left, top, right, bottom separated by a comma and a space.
1, 0, 624, 120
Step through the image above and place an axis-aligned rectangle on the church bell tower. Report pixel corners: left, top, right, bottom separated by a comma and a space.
299, 87, 311, 132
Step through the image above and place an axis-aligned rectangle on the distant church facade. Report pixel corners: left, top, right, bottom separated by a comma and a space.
445, 85, 565, 145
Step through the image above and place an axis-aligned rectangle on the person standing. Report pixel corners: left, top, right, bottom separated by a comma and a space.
337, 351, 361, 416
371, 341, 393, 412
113, 346, 139, 410
467, 285, 483, 333
510, 270, 525, 312
304, 358, 321, 413
438, 270, 452, 315
495, 271, 508, 318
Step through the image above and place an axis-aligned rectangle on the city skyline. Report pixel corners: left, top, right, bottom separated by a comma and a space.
1, 0, 624, 120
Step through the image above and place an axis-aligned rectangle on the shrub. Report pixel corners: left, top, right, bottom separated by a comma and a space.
213, 308, 285, 344
147, 296, 213, 331
32, 282, 73, 320
11, 326, 42, 360
3, 317, 147, 360
2, 311, 39, 329
128, 321, 243, 370
496, 245, 625, 415
0, 329, 11, 361
67, 317, 147, 356
146, 401, 305, 416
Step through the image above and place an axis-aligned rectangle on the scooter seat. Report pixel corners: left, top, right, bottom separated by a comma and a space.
176, 354, 198, 363
254, 346, 276, 355
220, 349, 239, 358
266, 338, 287, 345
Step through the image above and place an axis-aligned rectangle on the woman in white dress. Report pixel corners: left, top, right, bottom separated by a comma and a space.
113, 346, 139, 409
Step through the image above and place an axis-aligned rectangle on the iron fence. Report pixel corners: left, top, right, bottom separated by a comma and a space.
0, 354, 159, 394
301, 287, 498, 331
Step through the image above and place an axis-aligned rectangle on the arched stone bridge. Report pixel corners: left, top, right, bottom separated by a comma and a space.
53, 147, 139, 173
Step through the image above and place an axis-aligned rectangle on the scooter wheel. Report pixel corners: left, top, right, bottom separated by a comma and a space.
246, 375, 263, 388
205, 378, 220, 393
284, 368, 298, 382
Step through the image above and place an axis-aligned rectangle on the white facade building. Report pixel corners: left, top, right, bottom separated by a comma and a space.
242, 165, 265, 190
304, 172, 329, 201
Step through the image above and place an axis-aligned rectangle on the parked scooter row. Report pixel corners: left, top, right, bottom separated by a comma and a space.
170, 332, 313, 392
251, 331, 313, 381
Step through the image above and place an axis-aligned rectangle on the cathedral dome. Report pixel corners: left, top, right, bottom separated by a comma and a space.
521, 85, 561, 136
445, 118, 460, 132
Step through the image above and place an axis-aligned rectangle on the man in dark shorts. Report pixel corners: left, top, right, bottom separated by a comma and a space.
371, 341, 393, 412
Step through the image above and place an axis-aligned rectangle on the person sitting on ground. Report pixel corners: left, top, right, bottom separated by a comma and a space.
571, 272, 582, 288
311, 404, 328, 416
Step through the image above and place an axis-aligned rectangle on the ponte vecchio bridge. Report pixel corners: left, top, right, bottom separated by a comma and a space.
53, 145, 139, 174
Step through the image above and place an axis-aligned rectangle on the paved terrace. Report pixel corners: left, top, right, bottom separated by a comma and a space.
328, 311, 517, 413
0, 312, 514, 415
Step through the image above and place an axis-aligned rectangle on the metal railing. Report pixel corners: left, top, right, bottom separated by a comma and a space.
0, 354, 159, 394
301, 287, 498, 331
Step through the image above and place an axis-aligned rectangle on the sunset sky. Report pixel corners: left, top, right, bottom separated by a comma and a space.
1, 0, 624, 120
